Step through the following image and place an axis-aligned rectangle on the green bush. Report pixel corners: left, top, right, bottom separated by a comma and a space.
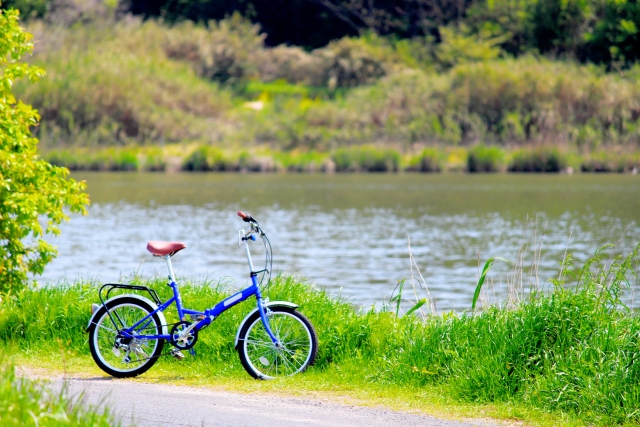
182, 146, 230, 171
508, 146, 568, 172
406, 148, 445, 172
164, 15, 262, 85
332, 146, 401, 172
141, 147, 167, 172
580, 150, 625, 172
43, 148, 140, 171
273, 150, 330, 172
467, 144, 506, 172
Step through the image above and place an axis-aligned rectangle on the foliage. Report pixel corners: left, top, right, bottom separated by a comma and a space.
6, 0, 640, 69
164, 15, 263, 85
316, 37, 390, 89
585, 0, 640, 66
0, 10, 88, 292
435, 25, 507, 69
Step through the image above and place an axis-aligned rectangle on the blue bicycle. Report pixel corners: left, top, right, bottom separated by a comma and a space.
86, 212, 318, 379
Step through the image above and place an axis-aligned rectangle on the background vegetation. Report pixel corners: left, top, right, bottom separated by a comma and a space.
0, 245, 638, 426
0, 0, 639, 171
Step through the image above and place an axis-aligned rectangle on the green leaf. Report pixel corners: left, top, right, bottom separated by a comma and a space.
471, 257, 511, 310
406, 298, 427, 316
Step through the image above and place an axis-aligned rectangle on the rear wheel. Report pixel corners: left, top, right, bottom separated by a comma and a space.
237, 307, 318, 379
89, 297, 165, 378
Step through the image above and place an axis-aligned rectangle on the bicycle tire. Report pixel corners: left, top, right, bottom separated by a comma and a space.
88, 296, 165, 378
237, 306, 318, 379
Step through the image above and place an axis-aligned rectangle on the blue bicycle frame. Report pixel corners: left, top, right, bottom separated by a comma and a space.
116, 225, 279, 345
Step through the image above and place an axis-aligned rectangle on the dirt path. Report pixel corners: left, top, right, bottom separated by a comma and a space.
48, 376, 498, 427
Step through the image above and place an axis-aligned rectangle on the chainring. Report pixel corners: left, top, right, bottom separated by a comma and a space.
169, 321, 198, 350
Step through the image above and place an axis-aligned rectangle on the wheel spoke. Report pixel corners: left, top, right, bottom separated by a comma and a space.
245, 339, 274, 348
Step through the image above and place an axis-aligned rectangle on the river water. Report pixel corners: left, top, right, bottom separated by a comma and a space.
41, 173, 640, 311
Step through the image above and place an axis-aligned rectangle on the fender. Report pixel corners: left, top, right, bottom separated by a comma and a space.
234, 301, 298, 348
86, 294, 168, 335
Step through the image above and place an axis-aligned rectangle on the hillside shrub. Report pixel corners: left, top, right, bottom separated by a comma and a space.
164, 15, 262, 84
17, 20, 233, 146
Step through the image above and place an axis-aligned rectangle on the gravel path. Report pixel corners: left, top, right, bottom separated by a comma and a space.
54, 377, 498, 427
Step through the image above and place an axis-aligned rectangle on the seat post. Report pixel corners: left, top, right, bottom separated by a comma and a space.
164, 255, 177, 283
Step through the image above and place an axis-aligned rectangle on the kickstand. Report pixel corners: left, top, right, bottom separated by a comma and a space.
189, 347, 196, 357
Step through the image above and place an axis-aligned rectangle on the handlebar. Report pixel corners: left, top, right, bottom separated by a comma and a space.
237, 211, 256, 223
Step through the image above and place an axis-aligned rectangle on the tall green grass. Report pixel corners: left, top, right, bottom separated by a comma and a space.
0, 245, 638, 425
467, 144, 506, 172
405, 148, 445, 172
42, 144, 640, 173
332, 146, 401, 172
581, 150, 640, 173
0, 359, 115, 426
508, 146, 568, 173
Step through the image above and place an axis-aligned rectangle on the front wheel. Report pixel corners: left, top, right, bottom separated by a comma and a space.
237, 307, 318, 379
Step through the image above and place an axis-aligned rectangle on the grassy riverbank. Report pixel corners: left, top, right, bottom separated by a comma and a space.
1, 245, 639, 426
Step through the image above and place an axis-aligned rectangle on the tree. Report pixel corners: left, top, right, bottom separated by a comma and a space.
0, 9, 89, 292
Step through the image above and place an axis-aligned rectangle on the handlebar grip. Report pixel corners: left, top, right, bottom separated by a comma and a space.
237, 211, 254, 223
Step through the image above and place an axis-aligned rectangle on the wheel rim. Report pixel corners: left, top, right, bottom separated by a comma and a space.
93, 303, 159, 373
243, 312, 313, 379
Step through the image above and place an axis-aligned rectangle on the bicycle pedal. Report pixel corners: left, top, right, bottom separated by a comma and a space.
170, 348, 185, 360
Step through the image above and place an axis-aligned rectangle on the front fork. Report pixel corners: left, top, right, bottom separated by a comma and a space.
242, 227, 279, 346
253, 275, 280, 346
